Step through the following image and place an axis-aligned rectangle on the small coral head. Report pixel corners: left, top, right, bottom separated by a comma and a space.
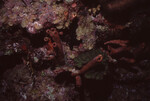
52, 42, 57, 48
59, 32, 63, 35
72, 13, 77, 19
71, 3, 77, 8
95, 54, 103, 62
44, 37, 50, 42
64, 11, 69, 16
50, 28, 56, 32
46, 29, 51, 34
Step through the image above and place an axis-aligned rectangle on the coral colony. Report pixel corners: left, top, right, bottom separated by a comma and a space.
0, 0, 150, 101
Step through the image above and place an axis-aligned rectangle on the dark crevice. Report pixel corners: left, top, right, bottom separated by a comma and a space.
0, 53, 25, 76
29, 33, 46, 48
80, 0, 101, 8
60, 17, 82, 50
0, 0, 4, 9
32, 60, 56, 71
56, 0, 63, 4
83, 75, 114, 101
55, 71, 75, 85
21, 28, 47, 48
101, 0, 150, 24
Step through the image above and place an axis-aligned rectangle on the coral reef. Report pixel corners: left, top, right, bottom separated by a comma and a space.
0, 0, 150, 101
72, 48, 109, 80
76, 15, 97, 50
0, 0, 79, 33
0, 64, 78, 101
